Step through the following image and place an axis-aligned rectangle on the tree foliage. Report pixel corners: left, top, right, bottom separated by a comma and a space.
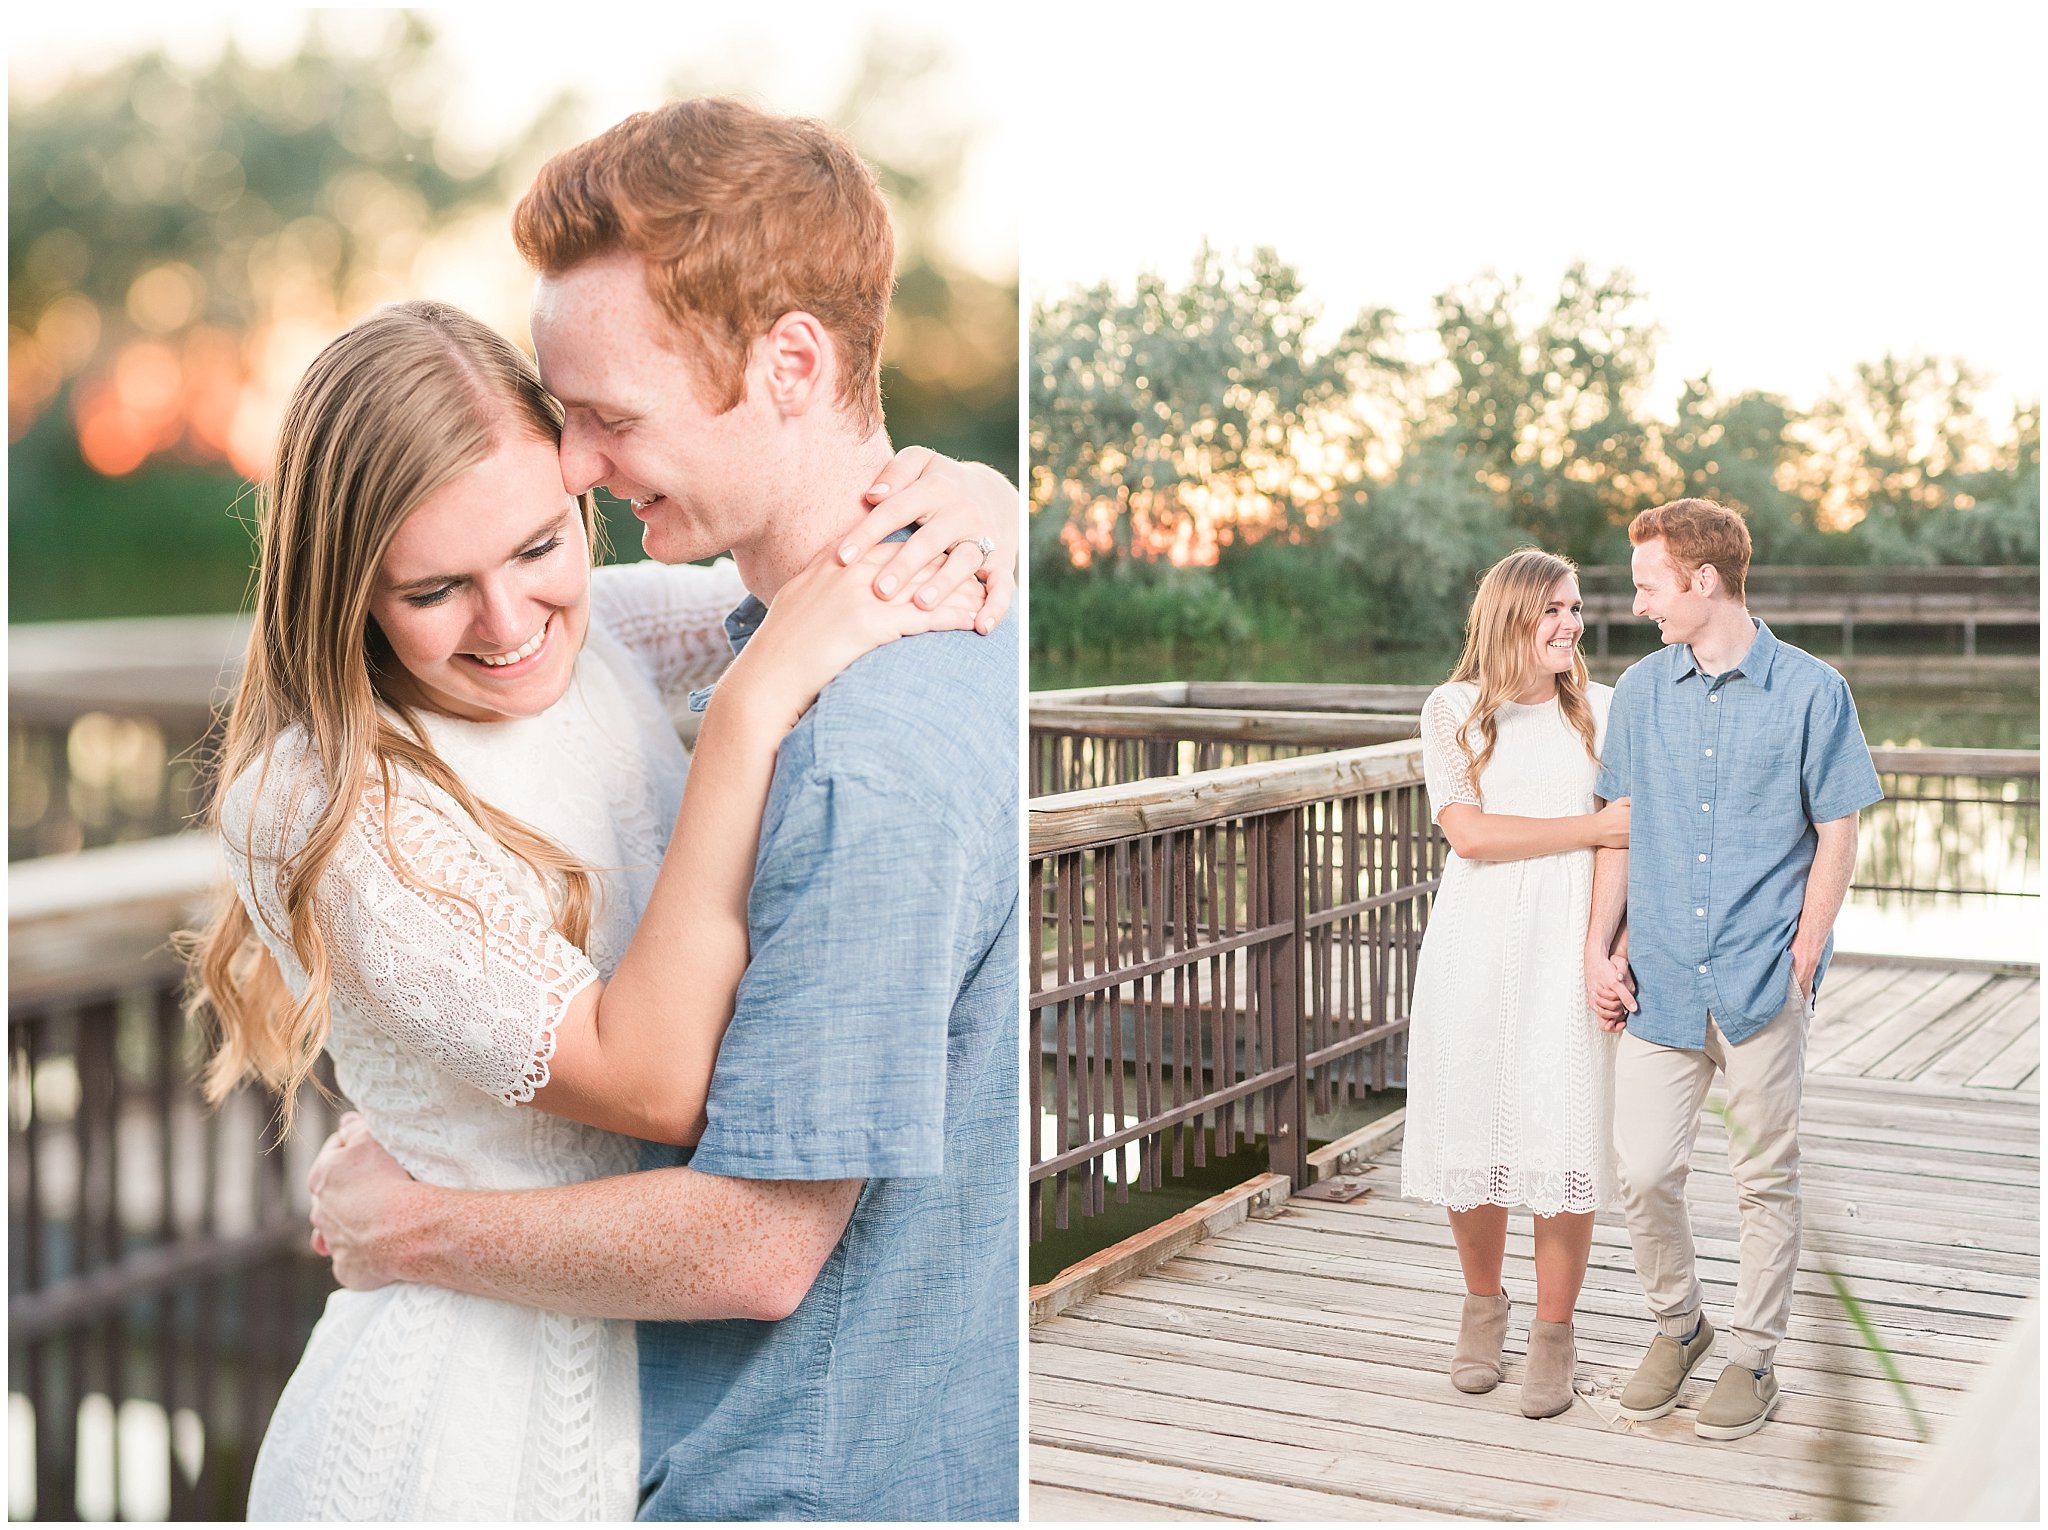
1031, 249, 2039, 656
10, 22, 1017, 619
1031, 245, 1397, 567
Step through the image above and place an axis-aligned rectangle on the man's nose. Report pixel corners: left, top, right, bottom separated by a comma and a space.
557, 417, 610, 498
1632, 592, 1651, 617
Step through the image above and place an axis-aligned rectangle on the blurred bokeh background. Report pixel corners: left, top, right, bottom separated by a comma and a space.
11, 8, 1018, 625
8, 11, 1016, 1521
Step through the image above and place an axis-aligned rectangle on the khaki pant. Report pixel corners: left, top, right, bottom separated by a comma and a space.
1613, 975, 1808, 1372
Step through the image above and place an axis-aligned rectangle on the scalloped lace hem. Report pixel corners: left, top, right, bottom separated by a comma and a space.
499, 969, 596, 1106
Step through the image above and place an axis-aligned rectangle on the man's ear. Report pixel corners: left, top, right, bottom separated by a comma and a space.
1694, 562, 1721, 598
758, 311, 834, 416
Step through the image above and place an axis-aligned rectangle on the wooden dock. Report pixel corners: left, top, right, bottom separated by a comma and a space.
1030, 957, 2040, 1522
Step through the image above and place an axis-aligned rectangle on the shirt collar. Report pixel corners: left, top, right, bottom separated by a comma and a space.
687, 593, 769, 714
1674, 615, 1778, 688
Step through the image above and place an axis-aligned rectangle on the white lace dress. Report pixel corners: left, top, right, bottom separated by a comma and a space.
1401, 681, 1620, 1216
229, 559, 744, 1521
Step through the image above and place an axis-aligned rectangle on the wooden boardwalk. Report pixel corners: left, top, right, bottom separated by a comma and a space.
1030, 958, 2040, 1522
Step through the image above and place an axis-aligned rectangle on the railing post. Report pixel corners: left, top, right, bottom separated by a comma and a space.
1264, 807, 1309, 1189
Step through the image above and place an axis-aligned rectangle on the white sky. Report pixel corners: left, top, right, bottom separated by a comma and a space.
8, 4, 1019, 281
1020, 1, 2044, 418
10, 4, 2041, 418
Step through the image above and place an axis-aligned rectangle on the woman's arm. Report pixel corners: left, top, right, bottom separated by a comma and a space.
1436, 798, 1629, 862
530, 544, 979, 1144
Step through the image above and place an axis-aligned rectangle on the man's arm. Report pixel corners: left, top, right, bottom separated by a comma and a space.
308, 1115, 859, 1322
1790, 814, 1859, 998
1584, 834, 1636, 1031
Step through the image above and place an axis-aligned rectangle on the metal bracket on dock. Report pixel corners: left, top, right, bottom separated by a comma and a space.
1295, 1175, 1372, 1203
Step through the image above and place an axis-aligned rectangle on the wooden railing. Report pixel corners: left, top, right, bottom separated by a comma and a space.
1031, 687, 2040, 900
9, 835, 338, 1522
8, 616, 246, 861
1572, 564, 2037, 657
1027, 693, 2039, 1244
1030, 743, 1441, 1244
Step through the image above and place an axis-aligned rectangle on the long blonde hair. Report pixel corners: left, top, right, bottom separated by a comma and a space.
186, 300, 605, 1131
1447, 547, 1600, 789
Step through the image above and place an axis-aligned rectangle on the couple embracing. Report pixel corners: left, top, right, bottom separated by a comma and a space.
1403, 500, 1883, 1439
188, 100, 1018, 1520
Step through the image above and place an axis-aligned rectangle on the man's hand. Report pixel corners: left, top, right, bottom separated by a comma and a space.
1586, 948, 1637, 1032
1789, 814, 1858, 1005
1789, 940, 1822, 1002
308, 1111, 418, 1291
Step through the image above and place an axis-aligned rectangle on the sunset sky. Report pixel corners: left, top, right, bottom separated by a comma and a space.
10, 6, 1019, 283
10, 7, 1019, 482
1021, 2, 2042, 420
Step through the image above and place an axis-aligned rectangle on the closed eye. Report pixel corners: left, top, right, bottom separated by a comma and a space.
406, 583, 458, 609
518, 534, 563, 562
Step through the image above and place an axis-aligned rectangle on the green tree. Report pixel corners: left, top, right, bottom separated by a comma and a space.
9, 16, 559, 619
1805, 354, 1999, 558
1030, 244, 1396, 570
1663, 380, 1819, 564
1420, 263, 1662, 564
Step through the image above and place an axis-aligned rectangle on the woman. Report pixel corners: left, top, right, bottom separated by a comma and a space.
187, 300, 1013, 1519
1402, 547, 1629, 1419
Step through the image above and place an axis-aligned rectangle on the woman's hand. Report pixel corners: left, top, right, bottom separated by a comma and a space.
719, 541, 980, 733
835, 446, 1020, 634
1589, 798, 1630, 849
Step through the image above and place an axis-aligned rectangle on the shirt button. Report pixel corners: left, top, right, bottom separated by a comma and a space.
1698, 853, 1708, 862
1710, 694, 1720, 703
1702, 802, 1712, 812
1704, 748, 1714, 757
1698, 964, 1709, 974
1695, 907, 1705, 917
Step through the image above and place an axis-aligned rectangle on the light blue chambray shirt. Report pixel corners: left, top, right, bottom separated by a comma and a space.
1595, 619, 1882, 1048
635, 598, 1020, 1522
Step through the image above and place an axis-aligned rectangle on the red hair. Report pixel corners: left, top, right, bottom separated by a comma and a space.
1629, 498, 1752, 601
513, 97, 894, 434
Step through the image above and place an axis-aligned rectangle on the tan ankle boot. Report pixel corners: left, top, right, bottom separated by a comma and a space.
1450, 1292, 1510, 1393
1521, 1317, 1576, 1418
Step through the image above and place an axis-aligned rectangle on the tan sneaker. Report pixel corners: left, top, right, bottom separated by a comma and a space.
1695, 1363, 1781, 1439
1617, 1315, 1716, 1420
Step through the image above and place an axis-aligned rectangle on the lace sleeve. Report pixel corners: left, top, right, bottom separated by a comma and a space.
589, 558, 747, 706
1421, 686, 1482, 820
220, 750, 601, 1106
312, 783, 599, 1104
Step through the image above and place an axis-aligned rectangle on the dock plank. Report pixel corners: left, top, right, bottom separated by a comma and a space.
1031, 961, 2039, 1522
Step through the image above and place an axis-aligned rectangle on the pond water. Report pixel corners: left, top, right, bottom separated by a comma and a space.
1032, 634, 2040, 750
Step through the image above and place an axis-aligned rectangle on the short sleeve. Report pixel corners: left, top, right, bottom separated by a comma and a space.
1803, 679, 1885, 823
1594, 678, 1634, 802
1420, 687, 1482, 820
222, 759, 597, 1105
588, 558, 747, 706
686, 768, 966, 1181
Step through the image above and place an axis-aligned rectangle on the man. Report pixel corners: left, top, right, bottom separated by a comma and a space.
1585, 498, 1881, 1441
307, 99, 1018, 1519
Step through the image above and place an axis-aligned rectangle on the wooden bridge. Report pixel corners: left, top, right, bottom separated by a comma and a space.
1573, 564, 2038, 658
1030, 955, 2038, 1521
1028, 688, 2039, 1521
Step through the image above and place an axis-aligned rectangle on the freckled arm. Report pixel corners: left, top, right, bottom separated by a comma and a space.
1790, 814, 1859, 989
375, 1168, 861, 1323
